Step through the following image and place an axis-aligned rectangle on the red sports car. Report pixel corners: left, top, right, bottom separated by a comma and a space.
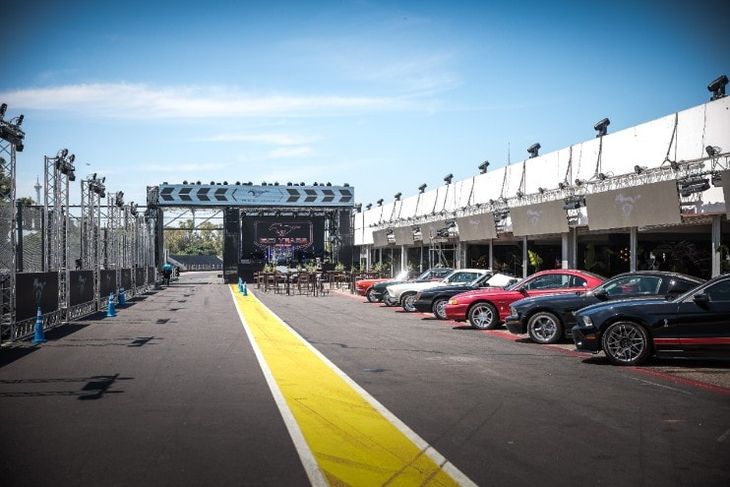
355, 270, 411, 302
444, 269, 604, 329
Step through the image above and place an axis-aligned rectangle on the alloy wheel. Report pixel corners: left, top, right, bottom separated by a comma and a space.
602, 322, 650, 366
402, 294, 417, 312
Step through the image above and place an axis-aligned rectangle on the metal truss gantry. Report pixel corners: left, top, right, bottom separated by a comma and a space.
0, 139, 17, 337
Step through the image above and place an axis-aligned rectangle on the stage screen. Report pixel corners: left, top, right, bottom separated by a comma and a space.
586, 180, 681, 230
510, 200, 569, 236
456, 213, 497, 241
240, 216, 325, 265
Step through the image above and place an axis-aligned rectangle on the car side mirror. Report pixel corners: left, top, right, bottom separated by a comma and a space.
518, 286, 528, 296
693, 293, 709, 306
594, 289, 609, 300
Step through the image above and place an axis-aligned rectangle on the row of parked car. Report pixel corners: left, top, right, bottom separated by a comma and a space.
355, 267, 730, 366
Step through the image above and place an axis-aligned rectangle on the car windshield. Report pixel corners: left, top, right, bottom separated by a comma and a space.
394, 270, 410, 281
416, 270, 432, 280
469, 273, 491, 286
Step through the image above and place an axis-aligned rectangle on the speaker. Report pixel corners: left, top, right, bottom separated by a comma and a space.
223, 208, 241, 283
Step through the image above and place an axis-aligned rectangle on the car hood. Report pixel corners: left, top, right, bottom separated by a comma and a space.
420, 284, 478, 296
511, 292, 587, 309
372, 278, 428, 290
578, 297, 667, 315
388, 281, 455, 294
452, 287, 520, 300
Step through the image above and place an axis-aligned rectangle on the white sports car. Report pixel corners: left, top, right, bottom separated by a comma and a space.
387, 268, 492, 312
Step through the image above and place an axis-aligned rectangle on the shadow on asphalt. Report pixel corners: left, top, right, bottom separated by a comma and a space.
44, 323, 90, 340
0, 346, 38, 368
0, 373, 133, 400
581, 355, 730, 368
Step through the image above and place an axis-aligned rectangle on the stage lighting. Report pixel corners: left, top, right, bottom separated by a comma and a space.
594, 118, 610, 137
670, 161, 680, 171
516, 190, 524, 198
597, 172, 608, 181
634, 165, 647, 175
300, 182, 305, 186
527, 143, 541, 158
326, 182, 332, 186
708, 74, 728, 101
538, 187, 546, 194
575, 178, 585, 186
0, 103, 5, 119
223, 181, 228, 185
706, 145, 720, 158
479, 161, 489, 174
711, 172, 723, 187
274, 182, 279, 186
261, 181, 267, 186
366, 203, 372, 210
59, 148, 68, 158
444, 173, 453, 184
15, 115, 23, 127
344, 183, 350, 187
355, 203, 362, 212
130, 202, 138, 217
488, 199, 495, 205
115, 191, 124, 208
418, 183, 427, 193
558, 182, 567, 190
313, 181, 318, 186
0, 104, 26, 150
678, 176, 710, 197
183, 180, 188, 184
287, 182, 292, 186
377, 198, 384, 206
394, 192, 402, 201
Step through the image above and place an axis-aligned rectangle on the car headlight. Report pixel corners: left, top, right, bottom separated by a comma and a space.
448, 298, 458, 305
580, 316, 594, 328
509, 306, 519, 317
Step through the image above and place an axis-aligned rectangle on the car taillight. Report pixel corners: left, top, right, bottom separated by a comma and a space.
448, 298, 458, 305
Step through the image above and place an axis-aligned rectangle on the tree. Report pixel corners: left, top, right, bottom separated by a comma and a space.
165, 219, 222, 256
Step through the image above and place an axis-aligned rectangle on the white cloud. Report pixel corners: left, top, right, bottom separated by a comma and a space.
201, 132, 320, 145
267, 146, 313, 159
0, 83, 408, 119
143, 162, 233, 172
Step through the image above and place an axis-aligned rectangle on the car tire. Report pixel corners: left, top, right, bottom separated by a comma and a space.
401, 293, 417, 312
383, 295, 398, 307
366, 288, 379, 303
468, 302, 499, 329
527, 311, 563, 344
432, 298, 448, 320
601, 321, 652, 366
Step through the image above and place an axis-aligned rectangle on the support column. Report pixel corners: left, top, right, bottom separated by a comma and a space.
488, 239, 494, 270
629, 227, 638, 272
561, 229, 575, 269
522, 236, 528, 279
711, 215, 721, 277
401, 245, 407, 273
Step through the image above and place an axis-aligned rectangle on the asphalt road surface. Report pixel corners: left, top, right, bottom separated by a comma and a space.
1, 271, 728, 486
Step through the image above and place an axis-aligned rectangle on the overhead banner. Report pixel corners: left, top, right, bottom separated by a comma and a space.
394, 226, 414, 245
421, 221, 447, 240
510, 200, 569, 236
586, 180, 681, 230
372, 229, 390, 248
155, 184, 354, 208
722, 171, 730, 218
456, 214, 497, 241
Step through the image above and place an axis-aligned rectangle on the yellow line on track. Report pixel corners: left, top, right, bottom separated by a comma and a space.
230, 286, 472, 487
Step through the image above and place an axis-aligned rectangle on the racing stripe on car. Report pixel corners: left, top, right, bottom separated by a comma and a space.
229, 286, 476, 487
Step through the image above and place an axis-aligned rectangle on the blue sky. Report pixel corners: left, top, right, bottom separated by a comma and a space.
1, 0, 727, 207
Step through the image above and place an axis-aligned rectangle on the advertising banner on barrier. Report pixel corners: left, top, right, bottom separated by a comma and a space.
510, 200, 569, 236
394, 226, 414, 245
99, 270, 117, 298
455, 214, 497, 241
16, 272, 59, 321
720, 171, 730, 218
373, 229, 390, 248
121, 268, 132, 290
135, 267, 146, 288
586, 180, 681, 230
147, 266, 155, 284
69, 270, 94, 306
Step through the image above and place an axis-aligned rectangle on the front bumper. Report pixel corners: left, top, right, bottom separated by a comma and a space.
413, 299, 433, 313
571, 325, 601, 352
444, 304, 468, 321
504, 315, 527, 335
356, 288, 369, 296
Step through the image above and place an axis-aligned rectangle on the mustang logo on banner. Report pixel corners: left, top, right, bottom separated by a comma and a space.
586, 180, 681, 231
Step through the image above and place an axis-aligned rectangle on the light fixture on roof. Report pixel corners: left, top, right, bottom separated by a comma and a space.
708, 74, 728, 101
538, 187, 546, 194
558, 181, 567, 190
418, 183, 427, 193
377, 198, 384, 206
0, 103, 26, 151
575, 178, 585, 186
479, 161, 490, 174
678, 176, 710, 197
597, 172, 608, 181
706, 145, 721, 158
594, 117, 610, 137
366, 203, 372, 210
443, 173, 453, 184
115, 191, 125, 208
563, 195, 586, 210
527, 143, 541, 159
516, 190, 525, 198
634, 165, 648, 175
394, 192, 402, 201
354, 203, 362, 213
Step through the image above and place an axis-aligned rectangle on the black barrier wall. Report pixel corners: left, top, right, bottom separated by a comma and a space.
16, 272, 59, 321
135, 267, 146, 288
99, 270, 117, 298
121, 268, 132, 290
69, 270, 95, 306
147, 266, 155, 284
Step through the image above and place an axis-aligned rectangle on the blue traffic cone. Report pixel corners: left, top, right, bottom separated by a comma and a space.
107, 292, 117, 317
32, 306, 47, 345
242, 281, 248, 296
118, 288, 126, 306
237, 278, 243, 293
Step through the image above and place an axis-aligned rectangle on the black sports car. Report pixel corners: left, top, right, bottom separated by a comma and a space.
505, 271, 702, 344
370, 267, 453, 305
413, 272, 519, 319
573, 273, 730, 365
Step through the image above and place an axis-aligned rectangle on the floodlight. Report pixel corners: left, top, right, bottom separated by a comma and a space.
366, 203, 372, 210
355, 203, 362, 213
0, 103, 6, 119
670, 160, 680, 170
287, 182, 292, 186
527, 143, 541, 158
59, 148, 69, 158
115, 191, 124, 208
479, 161, 489, 174
344, 183, 350, 187
558, 182, 567, 190
444, 173, 453, 184
223, 181, 228, 185
326, 182, 332, 186
706, 145, 720, 158
68, 154, 75, 163
14, 115, 23, 127
418, 183, 427, 193
377, 198, 384, 206
634, 165, 647, 175
563, 196, 585, 210
678, 176, 710, 197
394, 192, 402, 201
575, 178, 585, 186
594, 118, 610, 137
708, 74, 728, 101
516, 190, 524, 198
538, 187, 546, 194
597, 172, 608, 181
183, 180, 188, 184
